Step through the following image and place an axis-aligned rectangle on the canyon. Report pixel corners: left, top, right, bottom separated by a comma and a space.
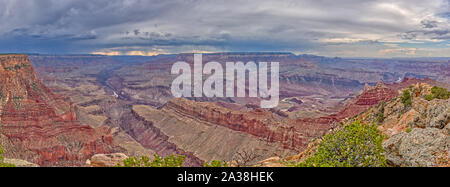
0, 55, 122, 166
1, 53, 448, 166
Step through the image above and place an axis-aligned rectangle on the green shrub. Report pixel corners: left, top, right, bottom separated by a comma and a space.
425, 86, 450, 101
0, 144, 15, 167
406, 127, 412, 133
401, 90, 412, 109
425, 94, 434, 101
0, 144, 4, 163
432, 86, 450, 99
376, 102, 385, 124
295, 121, 387, 167
4, 63, 29, 71
204, 160, 229, 167
117, 154, 185, 167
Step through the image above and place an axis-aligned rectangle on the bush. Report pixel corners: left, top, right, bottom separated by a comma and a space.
406, 127, 412, 133
296, 121, 387, 167
204, 160, 229, 167
117, 154, 185, 167
425, 86, 450, 101
425, 94, 434, 101
401, 90, 412, 109
376, 102, 385, 124
0, 144, 15, 167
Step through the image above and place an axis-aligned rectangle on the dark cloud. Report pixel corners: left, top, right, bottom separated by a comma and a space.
0, 0, 448, 57
399, 31, 418, 40
69, 34, 97, 41
421, 20, 438, 29
133, 29, 140, 36
400, 29, 450, 40
425, 29, 450, 36
426, 29, 450, 40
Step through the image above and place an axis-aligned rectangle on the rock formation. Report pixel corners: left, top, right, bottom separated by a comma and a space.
163, 98, 329, 152
349, 83, 449, 166
260, 81, 449, 167
0, 54, 122, 166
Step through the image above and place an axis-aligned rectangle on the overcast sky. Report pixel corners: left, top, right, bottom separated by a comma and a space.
0, 0, 449, 57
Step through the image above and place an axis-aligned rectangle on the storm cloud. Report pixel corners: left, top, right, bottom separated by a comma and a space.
0, 0, 449, 57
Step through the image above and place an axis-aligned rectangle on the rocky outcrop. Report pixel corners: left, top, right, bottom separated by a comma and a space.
0, 55, 122, 166
353, 83, 449, 166
261, 81, 449, 167
3, 158, 39, 167
382, 84, 449, 167
383, 128, 448, 167
328, 78, 447, 122
412, 98, 449, 129
354, 82, 397, 105
331, 82, 398, 121
85, 153, 128, 167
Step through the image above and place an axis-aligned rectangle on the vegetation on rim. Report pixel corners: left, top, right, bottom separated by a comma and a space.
401, 89, 412, 111
116, 154, 185, 167
0, 145, 16, 167
425, 86, 450, 101
294, 121, 387, 167
204, 160, 229, 167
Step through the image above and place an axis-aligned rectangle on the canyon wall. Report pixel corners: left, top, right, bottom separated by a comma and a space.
0, 55, 122, 166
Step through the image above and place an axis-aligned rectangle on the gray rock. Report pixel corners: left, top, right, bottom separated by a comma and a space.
426, 100, 449, 129
383, 132, 406, 166
383, 128, 448, 167
413, 99, 449, 129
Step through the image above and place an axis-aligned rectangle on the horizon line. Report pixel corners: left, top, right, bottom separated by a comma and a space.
2, 52, 449, 60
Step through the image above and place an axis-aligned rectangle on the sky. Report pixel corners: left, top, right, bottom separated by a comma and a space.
0, 0, 449, 57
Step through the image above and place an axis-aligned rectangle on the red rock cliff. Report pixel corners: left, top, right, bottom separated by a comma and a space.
0, 54, 121, 166
163, 98, 328, 151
